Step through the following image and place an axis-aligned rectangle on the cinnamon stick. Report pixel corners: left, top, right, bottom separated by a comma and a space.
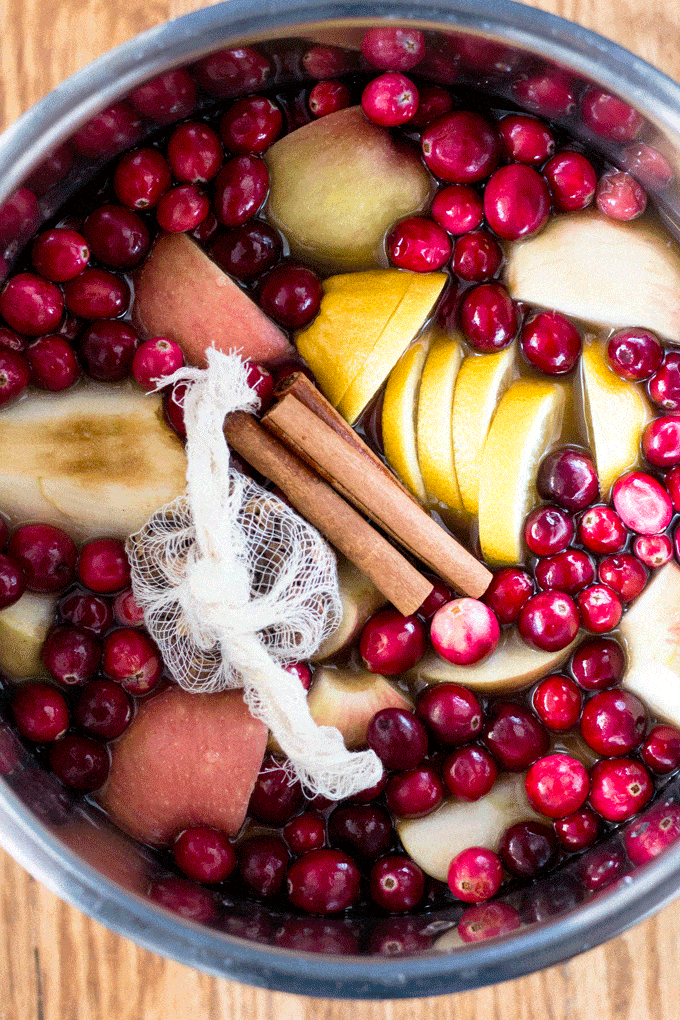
261, 395, 493, 599
223, 411, 433, 616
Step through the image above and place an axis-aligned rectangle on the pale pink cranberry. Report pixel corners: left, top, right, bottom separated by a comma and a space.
60, 591, 114, 635
360, 608, 425, 675
192, 47, 272, 98
542, 150, 597, 211
213, 155, 269, 226
598, 553, 648, 601
113, 587, 144, 628
483, 567, 534, 624
537, 447, 599, 512
535, 549, 595, 595
302, 45, 353, 79
361, 27, 425, 70
0, 273, 63, 335
620, 142, 673, 190
211, 221, 282, 282
641, 725, 680, 773
448, 847, 502, 903
101, 628, 162, 694
525, 505, 574, 556
26, 143, 75, 196
12, 682, 69, 742
458, 902, 521, 943
484, 163, 551, 241
577, 847, 626, 892
431, 185, 483, 234
9, 524, 76, 593
589, 758, 653, 821
49, 735, 109, 790
0, 552, 26, 609
387, 216, 451, 271
239, 835, 289, 897
520, 310, 581, 375
416, 682, 482, 745
612, 470, 672, 535
0, 327, 26, 353
442, 745, 497, 800
430, 597, 500, 665
634, 533, 673, 568
581, 88, 643, 142
164, 380, 187, 438
132, 336, 184, 390
607, 327, 663, 382
421, 111, 499, 184
259, 263, 322, 329
482, 702, 549, 770
283, 812, 325, 855
452, 231, 503, 282
532, 674, 581, 731
596, 171, 647, 221
78, 538, 130, 594
63, 268, 129, 319
385, 766, 443, 817
667, 465, 680, 511
361, 73, 419, 127
370, 855, 425, 912
27, 336, 80, 391
498, 114, 555, 165
80, 320, 137, 381
75, 678, 132, 740
625, 801, 680, 865
409, 85, 454, 128
72, 101, 143, 159
220, 96, 282, 154
578, 505, 627, 554
156, 184, 209, 232
571, 637, 625, 691
308, 80, 351, 118
248, 756, 304, 825
287, 848, 360, 914
417, 575, 453, 620
649, 353, 680, 411
581, 689, 646, 757
644, 415, 680, 467
41, 625, 101, 685
129, 68, 196, 122
0, 187, 39, 247
174, 826, 236, 884
328, 803, 392, 858
114, 148, 172, 208
499, 820, 557, 877
512, 72, 576, 118
577, 584, 623, 633
0, 349, 30, 405
525, 754, 589, 818
460, 282, 518, 352
147, 876, 217, 923
554, 808, 600, 851
244, 361, 275, 413
31, 228, 89, 282
367, 707, 428, 770
518, 591, 580, 652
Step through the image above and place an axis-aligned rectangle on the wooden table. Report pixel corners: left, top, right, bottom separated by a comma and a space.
2, 0, 680, 1016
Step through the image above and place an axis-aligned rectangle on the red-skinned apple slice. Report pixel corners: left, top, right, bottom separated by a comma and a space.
306, 667, 412, 748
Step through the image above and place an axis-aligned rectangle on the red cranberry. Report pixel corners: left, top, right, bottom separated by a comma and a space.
287, 848, 360, 914
512, 72, 576, 118
9, 524, 76, 593
525, 754, 589, 818
360, 27, 425, 71
308, 80, 351, 118
173, 826, 236, 884
452, 231, 503, 282
484, 163, 551, 240
387, 216, 451, 272
624, 801, 680, 865
192, 47, 272, 98
258, 263, 322, 329
421, 111, 499, 184
213, 156, 269, 227
571, 637, 624, 691
83, 205, 149, 269
345, 770, 388, 805
370, 855, 425, 912
457, 901, 521, 943
442, 745, 497, 800
129, 68, 196, 122
211, 221, 282, 282
167, 123, 223, 185
60, 591, 114, 635
668, 465, 680, 511
581, 88, 643, 142
0, 552, 26, 610
328, 803, 392, 858
238, 835, 289, 897
581, 689, 646, 757
578, 505, 627, 554
448, 847, 502, 903
537, 447, 599, 512
577, 584, 623, 633
535, 550, 595, 595
607, 327, 663, 382
542, 151, 597, 211
460, 282, 518, 352
80, 320, 137, 381
520, 310, 581, 375
147, 876, 217, 923
590, 758, 653, 822
643, 416, 680, 468
31, 228, 89, 282
248, 756, 304, 825
498, 114, 555, 165
525, 505, 574, 556
113, 588, 144, 628
598, 553, 648, 602
78, 539, 130, 594
430, 598, 500, 665
361, 73, 419, 128
164, 380, 187, 438
242, 361, 274, 414
63, 268, 129, 319
12, 682, 69, 742
49, 735, 109, 790
641, 724, 680, 774
283, 812, 325, 855
416, 683, 482, 745
554, 808, 600, 851
101, 629, 162, 694
620, 142, 673, 189
0, 187, 39, 247
41, 625, 101, 685
532, 674, 581, 731
499, 820, 557, 877
649, 353, 680, 411
220, 96, 282, 155
0, 327, 26, 353
359, 608, 425, 675
634, 533, 673, 569
612, 470, 672, 535
385, 765, 444, 817
156, 185, 209, 233
596, 171, 647, 221
75, 678, 132, 740
189, 210, 219, 246
26, 143, 74, 196
577, 846, 626, 892
114, 148, 171, 209
0, 273, 63, 335
302, 45, 353, 79
72, 102, 143, 159
417, 575, 453, 620
518, 591, 580, 652
431, 185, 483, 234
132, 337, 184, 391
0, 349, 30, 405
482, 702, 549, 770
26, 336, 80, 391
409, 86, 454, 128
483, 567, 534, 624
367, 707, 428, 770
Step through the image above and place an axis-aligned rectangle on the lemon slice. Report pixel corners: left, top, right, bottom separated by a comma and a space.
478, 378, 566, 565
416, 328, 464, 511
452, 345, 518, 515
382, 334, 432, 500
577, 338, 651, 497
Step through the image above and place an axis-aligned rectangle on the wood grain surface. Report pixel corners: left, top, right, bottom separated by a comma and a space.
2, 1, 680, 1017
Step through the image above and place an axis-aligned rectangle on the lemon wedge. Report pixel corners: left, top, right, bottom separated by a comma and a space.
382, 334, 432, 500
452, 345, 518, 515
577, 338, 651, 497
415, 328, 464, 511
478, 378, 566, 565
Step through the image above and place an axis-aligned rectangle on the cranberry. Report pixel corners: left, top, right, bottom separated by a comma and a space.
668, 466, 680, 511
577, 584, 623, 633
78, 539, 130, 594
385, 765, 444, 817
499, 820, 557, 877
26, 143, 75, 196
607, 327, 663, 383
620, 142, 673, 189
80, 320, 137, 381
26, 336, 80, 391
482, 702, 549, 770
83, 205, 149, 269
407, 86, 452, 129
273, 917, 357, 955
31, 228, 89, 282
483, 567, 534, 624
211, 221, 282, 282
416, 683, 482, 745
452, 231, 503, 282
542, 151, 597, 211
12, 682, 69, 742
49, 734, 109, 791
164, 380, 187, 438
448, 847, 503, 903
75, 678, 133, 740
554, 808, 600, 851
101, 628, 162, 694
166, 124, 222, 186
442, 745, 497, 800
238, 835, 289, 897
41, 625, 101, 685
387, 216, 451, 272
302, 45, 353, 79
283, 812, 326, 855
460, 282, 518, 352
537, 447, 599, 512
421, 111, 499, 183
0, 327, 26, 353
361, 73, 419, 128
589, 757, 653, 821
577, 846, 626, 892
113, 588, 144, 628
518, 591, 580, 652
308, 80, 351, 119
370, 855, 425, 912
129, 68, 196, 122
156, 185, 209, 233
258, 264, 322, 329
649, 353, 680, 411
643, 418, 680, 470
360, 27, 425, 71
132, 337, 184, 391
578, 505, 627, 554
63, 268, 129, 319
213, 155, 269, 227
535, 549, 595, 595
581, 88, 643, 142
417, 575, 453, 620
328, 803, 392, 858
172, 826, 236, 884
148, 876, 217, 923
641, 724, 680, 774
9, 524, 76, 593
634, 534, 673, 570
581, 689, 646, 757
497, 114, 555, 166
484, 163, 551, 240
192, 47, 272, 98
525, 505, 574, 557
114, 148, 171, 209
596, 171, 647, 221
532, 674, 581, 731
248, 756, 304, 825
430, 598, 500, 665
241, 361, 274, 414
189, 212, 219, 246
612, 470, 672, 535
457, 901, 521, 943
287, 848, 360, 914
0, 273, 63, 335
571, 637, 624, 691
598, 553, 648, 602
0, 187, 39, 247
367, 707, 428, 770
219, 96, 281, 155
0, 349, 30, 405
431, 185, 484, 234
525, 754, 589, 818
72, 102, 143, 159
359, 608, 425, 675
512, 72, 576, 118
520, 310, 581, 375
60, 591, 114, 635
0, 552, 26, 610
624, 801, 680, 865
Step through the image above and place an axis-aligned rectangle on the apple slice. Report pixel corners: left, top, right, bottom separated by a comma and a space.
306, 667, 412, 749
99, 686, 268, 846
132, 232, 292, 368
621, 562, 680, 726
0, 591, 58, 680
313, 556, 387, 660
505, 210, 680, 343
0, 386, 187, 540
397, 773, 541, 882
382, 333, 433, 501
264, 106, 432, 272
408, 626, 579, 693
416, 328, 464, 512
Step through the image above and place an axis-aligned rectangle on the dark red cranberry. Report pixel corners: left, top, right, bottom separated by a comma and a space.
589, 758, 653, 821
518, 591, 580, 652
192, 47, 272, 98
370, 855, 425, 912
101, 628, 162, 694
72, 102, 143, 159
328, 803, 392, 858
189, 212, 219, 246
578, 505, 627, 554
238, 835, 289, 897
387, 216, 451, 272
173, 826, 236, 884
26, 143, 74, 196
634, 533, 673, 568
581, 689, 646, 756
417, 575, 453, 620
8, 524, 76, 593
367, 708, 428, 770
0, 327, 26, 353
581, 88, 643, 142
513, 72, 576, 118
483, 567, 534, 624
457, 902, 521, 943
448, 847, 503, 902
431, 185, 483, 234
156, 185, 209, 233
55, 313, 81, 342
163, 380, 187, 438
452, 231, 503, 282
220, 96, 282, 154
344, 769, 388, 804
49, 734, 109, 790
82, 205, 149, 269
26, 336, 80, 391
129, 68, 196, 123
302, 44, 354, 79
114, 148, 171, 209
361, 27, 425, 71
460, 282, 518, 352
525, 505, 574, 556
80, 320, 138, 381
213, 155, 269, 227
535, 549, 595, 595
31, 228, 89, 282
537, 447, 599, 512
308, 80, 352, 118
147, 876, 217, 923
78, 538, 130, 594
554, 808, 600, 851
612, 470, 672, 535
63, 268, 129, 319
60, 591, 113, 635
571, 637, 624, 691
577, 584, 623, 633
598, 553, 648, 602
421, 111, 499, 184
248, 756, 304, 825
132, 336, 184, 391
12, 682, 69, 742
0, 273, 63, 335
525, 754, 589, 818
498, 114, 555, 165
641, 725, 680, 774
649, 353, 680, 411
258, 264, 322, 329
596, 171, 647, 221
41, 625, 101, 685
520, 310, 581, 375
409, 85, 454, 128
532, 674, 581, 731
360, 608, 425, 675
643, 415, 680, 468
484, 163, 551, 240
0, 552, 25, 609
499, 820, 558, 877
0, 349, 29, 406
607, 327, 663, 382
385, 765, 444, 817
361, 73, 419, 128
416, 683, 482, 745
167, 122, 223, 183
442, 745, 497, 800
542, 151, 597, 211
577, 846, 626, 892
287, 848, 360, 914
624, 801, 680, 865
210, 221, 282, 281
283, 812, 326, 855
0, 187, 39, 246
75, 678, 133, 740
482, 702, 549, 771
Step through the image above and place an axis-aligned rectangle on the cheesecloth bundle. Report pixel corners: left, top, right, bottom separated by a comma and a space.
126, 348, 383, 800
